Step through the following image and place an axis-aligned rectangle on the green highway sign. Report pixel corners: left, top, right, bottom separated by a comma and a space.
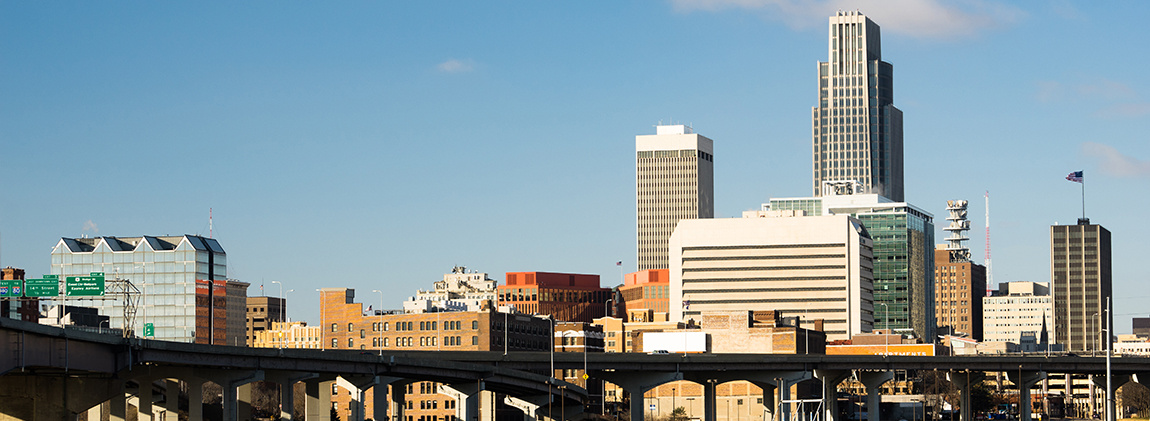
0, 280, 22, 297
66, 274, 105, 296
143, 323, 154, 337
24, 278, 59, 297
43, 275, 59, 279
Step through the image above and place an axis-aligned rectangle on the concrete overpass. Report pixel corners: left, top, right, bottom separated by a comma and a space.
2, 317, 1148, 421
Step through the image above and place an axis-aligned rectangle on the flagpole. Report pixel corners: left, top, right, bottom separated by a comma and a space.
1081, 173, 1086, 221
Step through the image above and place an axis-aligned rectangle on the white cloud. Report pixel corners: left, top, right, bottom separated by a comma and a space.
1082, 142, 1150, 178
669, 0, 1024, 40
82, 220, 99, 234
437, 59, 475, 74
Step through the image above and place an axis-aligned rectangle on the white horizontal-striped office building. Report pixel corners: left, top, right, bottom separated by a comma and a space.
669, 212, 875, 341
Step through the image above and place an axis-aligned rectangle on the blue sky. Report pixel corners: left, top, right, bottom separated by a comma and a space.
2, 1, 1148, 333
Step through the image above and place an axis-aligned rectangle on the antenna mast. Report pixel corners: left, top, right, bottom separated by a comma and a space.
210, 208, 213, 238
984, 191, 992, 296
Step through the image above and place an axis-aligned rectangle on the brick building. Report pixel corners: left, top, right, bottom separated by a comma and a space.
499, 272, 611, 323
246, 296, 285, 346
319, 287, 552, 421
619, 269, 669, 314
251, 321, 320, 349
933, 246, 987, 340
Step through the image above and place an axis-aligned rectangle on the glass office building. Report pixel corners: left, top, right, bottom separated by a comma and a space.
770, 193, 935, 340
812, 11, 904, 202
50, 235, 226, 342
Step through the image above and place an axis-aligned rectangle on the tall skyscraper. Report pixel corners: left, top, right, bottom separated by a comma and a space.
812, 11, 904, 202
1051, 219, 1112, 352
636, 124, 714, 271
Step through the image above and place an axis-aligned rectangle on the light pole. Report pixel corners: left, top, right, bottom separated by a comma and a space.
878, 302, 889, 355
372, 290, 384, 355
605, 298, 613, 318
271, 280, 283, 346
285, 289, 295, 347
1092, 312, 1100, 355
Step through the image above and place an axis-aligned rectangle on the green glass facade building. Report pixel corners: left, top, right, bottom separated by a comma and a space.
770, 194, 935, 340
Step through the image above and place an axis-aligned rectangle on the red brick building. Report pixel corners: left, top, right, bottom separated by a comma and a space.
619, 269, 670, 314
933, 247, 987, 340
499, 272, 610, 323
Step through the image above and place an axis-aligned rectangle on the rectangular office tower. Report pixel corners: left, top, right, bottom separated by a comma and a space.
668, 213, 875, 341
636, 124, 714, 271
1051, 220, 1112, 352
812, 11, 904, 202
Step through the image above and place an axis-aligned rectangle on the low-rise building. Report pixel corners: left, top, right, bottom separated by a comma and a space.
251, 321, 320, 349
619, 269, 670, 314
403, 266, 499, 313
246, 296, 285, 346
983, 281, 1055, 351
499, 272, 611, 323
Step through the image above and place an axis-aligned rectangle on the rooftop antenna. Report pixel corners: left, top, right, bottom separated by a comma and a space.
984, 191, 992, 296
209, 208, 213, 238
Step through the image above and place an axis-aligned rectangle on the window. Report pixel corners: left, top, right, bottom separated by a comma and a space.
472, 321, 479, 330
472, 336, 478, 345
348, 338, 354, 347
331, 323, 337, 332
348, 323, 354, 332
384, 322, 389, 331
332, 338, 338, 348
360, 329, 365, 339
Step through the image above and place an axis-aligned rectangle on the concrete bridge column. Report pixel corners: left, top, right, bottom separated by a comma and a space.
136, 377, 156, 421
390, 380, 409, 421
1006, 371, 1045, 421
747, 371, 812, 421
262, 372, 318, 421
816, 370, 851, 421
111, 381, 128, 421
1092, 373, 1129, 421
857, 371, 894, 421
87, 403, 101, 421
186, 378, 204, 421
598, 371, 683, 421
305, 378, 336, 421
206, 370, 263, 421
369, 377, 404, 421
339, 375, 382, 421
947, 371, 982, 421
163, 379, 179, 421
505, 395, 550, 421
441, 381, 486, 421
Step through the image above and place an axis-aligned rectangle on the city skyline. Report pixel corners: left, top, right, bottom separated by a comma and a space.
2, 2, 1148, 332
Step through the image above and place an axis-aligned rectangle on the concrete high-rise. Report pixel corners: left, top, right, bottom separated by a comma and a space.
812, 11, 903, 202
636, 124, 714, 271
1051, 219, 1112, 352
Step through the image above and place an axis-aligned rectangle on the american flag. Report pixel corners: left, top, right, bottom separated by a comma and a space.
1066, 171, 1083, 183
616, 261, 622, 266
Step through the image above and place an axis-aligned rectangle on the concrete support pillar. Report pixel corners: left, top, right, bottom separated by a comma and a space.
947, 371, 982, 421
368, 377, 404, 421
857, 371, 894, 421
137, 377, 155, 421
1006, 371, 1045, 421
110, 381, 127, 421
505, 395, 551, 421
747, 371, 812, 421
390, 381, 408, 421
306, 378, 336, 421
164, 379, 179, 421
441, 381, 485, 421
186, 378, 204, 421
213, 370, 263, 421
339, 375, 383, 421
87, 403, 102, 421
816, 370, 851, 421
598, 371, 683, 421
236, 383, 253, 421
1092, 373, 1129, 421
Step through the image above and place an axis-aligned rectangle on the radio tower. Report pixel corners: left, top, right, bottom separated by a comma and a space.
984, 191, 992, 296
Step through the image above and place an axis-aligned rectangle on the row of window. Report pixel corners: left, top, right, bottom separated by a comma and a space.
333, 320, 480, 333
331, 335, 479, 349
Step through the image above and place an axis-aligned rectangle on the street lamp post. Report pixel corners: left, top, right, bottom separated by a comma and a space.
271, 281, 283, 347
878, 302, 889, 355
316, 289, 325, 349
372, 290, 384, 356
605, 298, 613, 318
